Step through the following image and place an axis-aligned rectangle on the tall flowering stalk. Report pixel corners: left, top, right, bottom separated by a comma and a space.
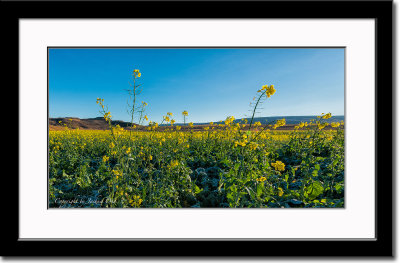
96, 98, 117, 141
248, 85, 276, 131
182, 110, 188, 125
126, 69, 144, 138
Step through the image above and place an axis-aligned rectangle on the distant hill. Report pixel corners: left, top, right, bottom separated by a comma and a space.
50, 115, 344, 131
49, 117, 140, 131
218, 115, 344, 125
164, 115, 345, 126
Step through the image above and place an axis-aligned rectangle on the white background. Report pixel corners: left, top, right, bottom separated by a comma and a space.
11, 2, 397, 262
20, 19, 374, 240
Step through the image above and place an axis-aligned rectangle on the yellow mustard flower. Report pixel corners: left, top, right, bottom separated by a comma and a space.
126, 147, 131, 154
331, 122, 340, 128
265, 85, 276, 98
273, 119, 286, 129
271, 160, 285, 171
278, 187, 284, 197
133, 69, 141, 78
256, 176, 267, 182
168, 160, 179, 169
318, 123, 328, 130
322, 113, 332, 119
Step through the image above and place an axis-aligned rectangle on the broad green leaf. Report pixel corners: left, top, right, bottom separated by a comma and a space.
306, 181, 324, 200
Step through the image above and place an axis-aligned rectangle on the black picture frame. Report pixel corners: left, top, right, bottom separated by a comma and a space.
3, 0, 393, 257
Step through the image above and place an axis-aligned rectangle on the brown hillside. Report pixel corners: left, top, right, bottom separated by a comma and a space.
49, 117, 142, 131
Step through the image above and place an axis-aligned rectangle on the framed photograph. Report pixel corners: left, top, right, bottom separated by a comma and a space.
5, 0, 392, 257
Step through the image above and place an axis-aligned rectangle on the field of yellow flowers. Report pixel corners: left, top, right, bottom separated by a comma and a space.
49, 117, 344, 208
49, 69, 344, 208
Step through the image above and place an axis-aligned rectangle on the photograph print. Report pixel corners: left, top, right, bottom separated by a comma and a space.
48, 48, 345, 208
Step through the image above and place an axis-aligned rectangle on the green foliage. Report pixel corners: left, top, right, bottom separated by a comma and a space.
49, 124, 344, 208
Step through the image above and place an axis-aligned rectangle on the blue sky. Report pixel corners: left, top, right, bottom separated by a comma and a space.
49, 48, 344, 124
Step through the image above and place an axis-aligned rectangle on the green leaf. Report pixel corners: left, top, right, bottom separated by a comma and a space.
194, 185, 203, 194
244, 186, 255, 199
334, 183, 344, 194
306, 181, 324, 200
256, 184, 263, 197
312, 164, 320, 177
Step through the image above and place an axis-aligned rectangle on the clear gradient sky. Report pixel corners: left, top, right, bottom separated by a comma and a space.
49, 48, 344, 124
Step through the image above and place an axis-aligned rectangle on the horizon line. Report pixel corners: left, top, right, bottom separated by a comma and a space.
49, 114, 345, 123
